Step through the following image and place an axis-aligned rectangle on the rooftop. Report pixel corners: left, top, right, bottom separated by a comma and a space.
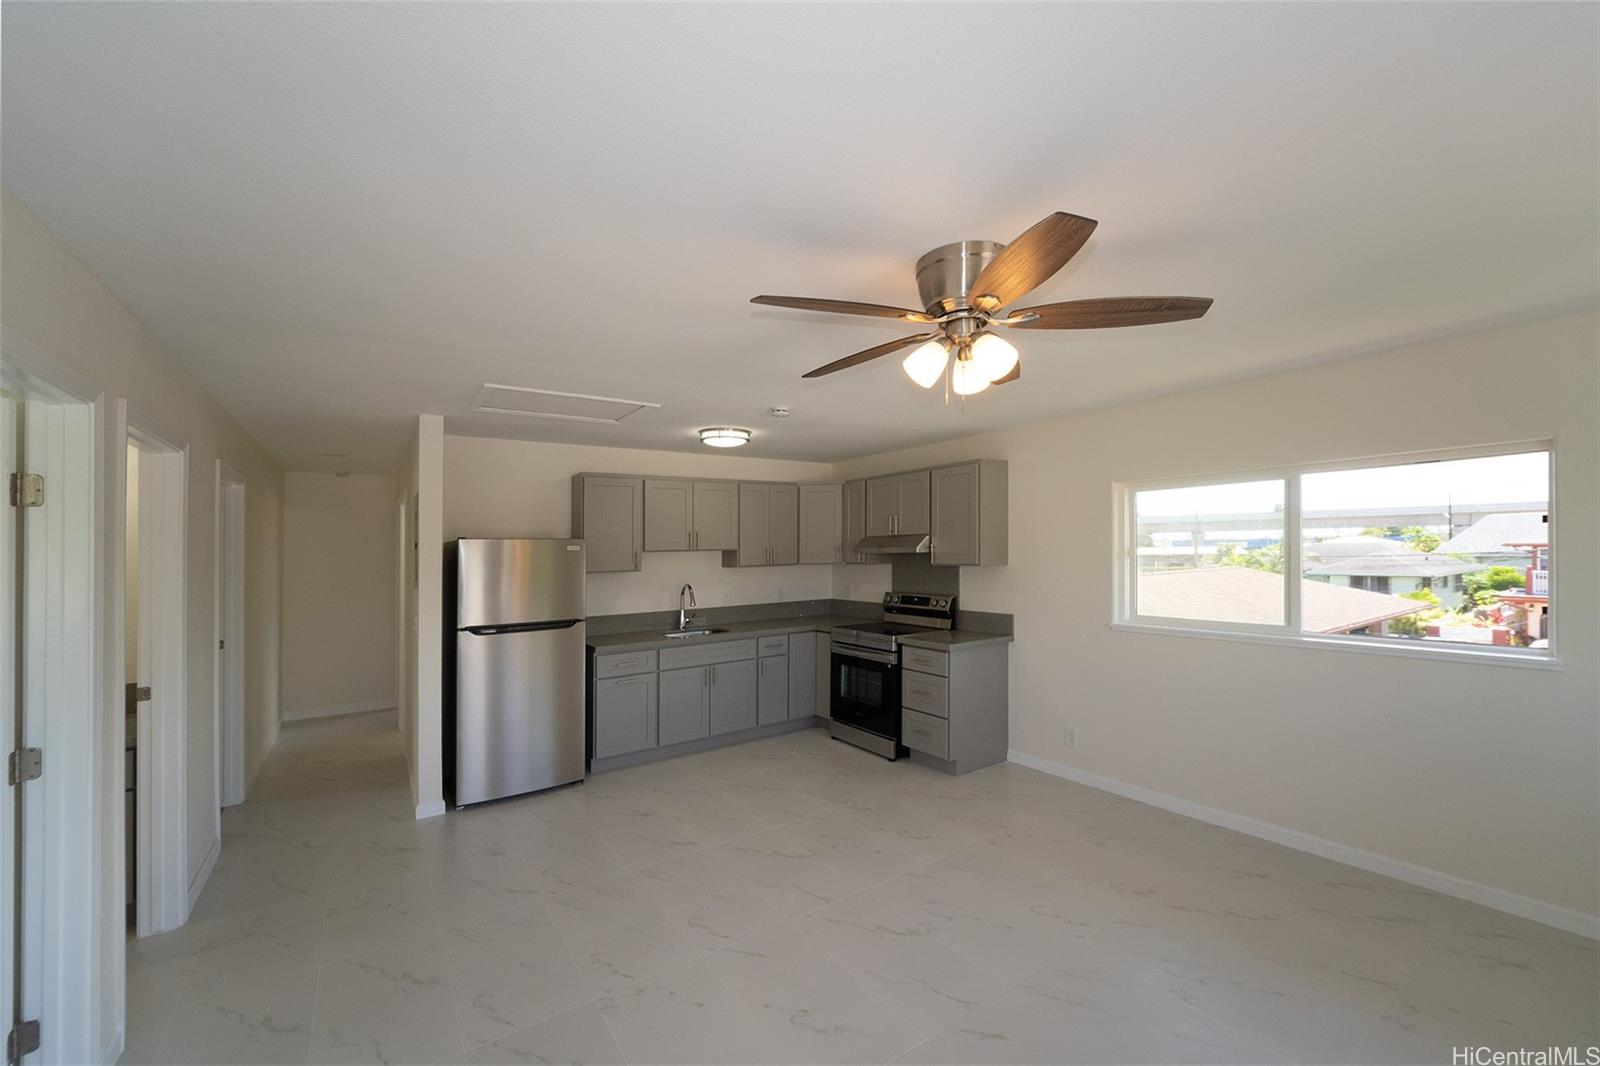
1303, 554, 1479, 578
1438, 511, 1549, 554
1303, 535, 1416, 561
1138, 566, 1431, 634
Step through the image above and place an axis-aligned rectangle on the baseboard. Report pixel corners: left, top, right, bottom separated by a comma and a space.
414, 798, 446, 820
1007, 749, 1600, 941
283, 699, 394, 723
185, 835, 220, 917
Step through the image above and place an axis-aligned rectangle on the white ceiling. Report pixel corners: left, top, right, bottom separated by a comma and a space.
3, 3, 1595, 471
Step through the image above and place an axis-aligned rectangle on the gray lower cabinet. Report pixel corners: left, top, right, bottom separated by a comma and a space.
708, 659, 758, 734
593, 673, 657, 757
758, 655, 789, 725
658, 666, 710, 746
787, 631, 816, 718
899, 641, 1008, 774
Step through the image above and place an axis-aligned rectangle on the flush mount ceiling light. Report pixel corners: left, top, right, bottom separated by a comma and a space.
699, 427, 751, 448
750, 210, 1213, 403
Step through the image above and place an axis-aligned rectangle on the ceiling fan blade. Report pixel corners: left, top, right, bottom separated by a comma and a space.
1006, 296, 1213, 330
967, 212, 1098, 312
801, 332, 938, 379
992, 360, 1021, 386
752, 295, 933, 323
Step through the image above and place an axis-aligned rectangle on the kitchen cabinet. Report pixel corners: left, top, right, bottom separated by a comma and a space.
898, 640, 1008, 774
931, 460, 1008, 567
708, 658, 758, 735
732, 482, 799, 566
865, 471, 930, 536
593, 673, 657, 757
658, 666, 710, 746
798, 483, 843, 564
644, 479, 739, 552
841, 480, 888, 564
758, 654, 789, 725
572, 475, 644, 572
787, 631, 816, 718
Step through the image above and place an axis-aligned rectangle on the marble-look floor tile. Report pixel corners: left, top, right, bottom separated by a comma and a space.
309, 930, 463, 1065
597, 958, 777, 1064
155, 965, 316, 1065
632, 849, 786, 950
443, 903, 593, 1050
711, 827, 862, 918
465, 1002, 624, 1065
541, 872, 700, 996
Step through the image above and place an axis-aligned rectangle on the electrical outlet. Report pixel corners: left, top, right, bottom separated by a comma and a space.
1065, 725, 1079, 750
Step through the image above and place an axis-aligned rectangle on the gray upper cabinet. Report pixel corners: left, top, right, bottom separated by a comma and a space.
842, 480, 888, 564
787, 631, 817, 718
572, 475, 643, 572
758, 655, 789, 725
769, 483, 799, 565
798, 483, 843, 564
708, 659, 758, 734
931, 460, 1008, 566
692, 481, 739, 551
593, 673, 656, 758
657, 666, 710, 746
643, 478, 693, 552
731, 482, 799, 566
645, 479, 738, 552
865, 471, 931, 536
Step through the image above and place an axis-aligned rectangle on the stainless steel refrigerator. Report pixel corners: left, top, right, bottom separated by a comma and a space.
445, 539, 586, 806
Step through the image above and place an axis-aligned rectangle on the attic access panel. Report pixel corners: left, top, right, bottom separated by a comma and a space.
471, 383, 660, 424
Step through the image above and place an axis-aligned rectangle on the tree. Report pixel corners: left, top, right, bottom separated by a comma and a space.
1400, 526, 1442, 553
1388, 588, 1444, 637
1463, 565, 1526, 607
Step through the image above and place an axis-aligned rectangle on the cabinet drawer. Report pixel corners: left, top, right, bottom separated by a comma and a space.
901, 670, 948, 718
902, 709, 949, 760
658, 638, 758, 671
758, 635, 789, 657
901, 645, 948, 677
594, 649, 658, 678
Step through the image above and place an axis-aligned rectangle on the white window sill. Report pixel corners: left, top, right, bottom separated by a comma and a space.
1108, 621, 1563, 670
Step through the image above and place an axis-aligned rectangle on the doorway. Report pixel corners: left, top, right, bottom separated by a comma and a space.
215, 463, 246, 809
124, 427, 189, 938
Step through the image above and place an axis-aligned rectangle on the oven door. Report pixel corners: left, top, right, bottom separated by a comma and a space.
830, 645, 900, 742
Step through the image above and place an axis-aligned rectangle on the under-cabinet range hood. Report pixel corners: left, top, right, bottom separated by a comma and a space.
854, 533, 930, 555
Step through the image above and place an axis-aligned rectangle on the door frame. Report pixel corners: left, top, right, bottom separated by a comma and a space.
126, 424, 189, 939
1, 327, 105, 1065
214, 462, 246, 808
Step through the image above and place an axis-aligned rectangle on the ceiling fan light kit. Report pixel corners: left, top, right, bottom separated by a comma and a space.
752, 211, 1213, 403
698, 427, 751, 448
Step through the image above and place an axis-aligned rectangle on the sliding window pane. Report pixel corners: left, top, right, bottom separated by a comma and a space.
1300, 450, 1550, 648
1134, 479, 1286, 625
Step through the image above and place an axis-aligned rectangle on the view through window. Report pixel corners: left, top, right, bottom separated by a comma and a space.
1130, 449, 1552, 652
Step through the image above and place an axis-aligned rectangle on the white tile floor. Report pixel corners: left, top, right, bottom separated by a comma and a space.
123, 711, 1597, 1065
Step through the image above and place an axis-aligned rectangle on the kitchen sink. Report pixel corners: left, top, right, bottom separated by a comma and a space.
661, 627, 727, 638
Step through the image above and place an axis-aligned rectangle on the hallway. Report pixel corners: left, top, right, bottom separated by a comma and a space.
122, 712, 1596, 1065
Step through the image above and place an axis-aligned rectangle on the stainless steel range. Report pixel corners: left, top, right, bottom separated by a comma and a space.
829, 592, 955, 759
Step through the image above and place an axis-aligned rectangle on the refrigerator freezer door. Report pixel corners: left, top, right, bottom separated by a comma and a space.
455, 620, 587, 805
456, 539, 586, 629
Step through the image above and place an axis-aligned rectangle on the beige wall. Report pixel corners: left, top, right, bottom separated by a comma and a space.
283, 472, 398, 719
1, 184, 286, 1056
833, 311, 1599, 921
444, 435, 836, 616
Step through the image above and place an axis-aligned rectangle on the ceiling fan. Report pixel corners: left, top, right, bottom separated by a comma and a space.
751, 212, 1212, 397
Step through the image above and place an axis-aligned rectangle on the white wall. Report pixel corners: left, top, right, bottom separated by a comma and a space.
124, 446, 139, 679
1, 185, 286, 1062
444, 435, 836, 616
833, 311, 1599, 925
282, 472, 398, 719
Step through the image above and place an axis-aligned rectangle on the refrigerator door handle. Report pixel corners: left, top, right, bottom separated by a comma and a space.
462, 619, 582, 636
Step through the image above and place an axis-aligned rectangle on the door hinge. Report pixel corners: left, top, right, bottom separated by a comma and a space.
8, 747, 41, 786
8, 472, 43, 509
6, 1019, 40, 1063
219, 639, 225, 650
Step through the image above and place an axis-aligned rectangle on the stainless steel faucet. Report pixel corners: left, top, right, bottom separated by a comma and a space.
677, 583, 697, 630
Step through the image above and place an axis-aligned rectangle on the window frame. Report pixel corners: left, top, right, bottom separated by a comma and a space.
1113, 440, 1559, 669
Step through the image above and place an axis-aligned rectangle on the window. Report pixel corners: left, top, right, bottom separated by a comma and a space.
1119, 445, 1554, 660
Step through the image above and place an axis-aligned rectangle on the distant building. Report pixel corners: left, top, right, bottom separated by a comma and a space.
1494, 535, 1551, 641
1137, 566, 1430, 635
1437, 511, 1549, 566
1303, 535, 1414, 562
1302, 553, 1478, 609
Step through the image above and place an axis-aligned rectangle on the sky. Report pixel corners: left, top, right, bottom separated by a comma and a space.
1136, 450, 1549, 518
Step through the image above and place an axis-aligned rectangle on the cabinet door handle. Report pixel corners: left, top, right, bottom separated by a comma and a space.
615, 677, 643, 686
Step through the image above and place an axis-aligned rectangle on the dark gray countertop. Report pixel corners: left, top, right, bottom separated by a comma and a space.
587, 614, 1012, 654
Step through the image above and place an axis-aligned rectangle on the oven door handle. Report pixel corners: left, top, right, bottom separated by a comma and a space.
833, 646, 898, 666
